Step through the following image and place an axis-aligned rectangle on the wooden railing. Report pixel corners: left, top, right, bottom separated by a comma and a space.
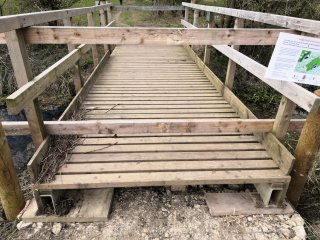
0, 2, 319, 219
181, 2, 320, 207
1, 2, 112, 148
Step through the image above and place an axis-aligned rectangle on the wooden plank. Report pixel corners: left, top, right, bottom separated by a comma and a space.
5, 29, 46, 148
82, 100, 230, 105
2, 119, 306, 136
59, 160, 278, 174
79, 135, 258, 145
35, 170, 290, 190
111, 5, 184, 11
6, 44, 91, 115
182, 2, 320, 35
21, 27, 296, 45
82, 104, 231, 110
0, 4, 111, 33
68, 151, 271, 163
84, 113, 239, 119
84, 109, 235, 114
71, 143, 266, 153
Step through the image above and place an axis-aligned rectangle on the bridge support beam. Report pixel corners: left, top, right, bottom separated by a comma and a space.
287, 91, 320, 207
0, 121, 25, 220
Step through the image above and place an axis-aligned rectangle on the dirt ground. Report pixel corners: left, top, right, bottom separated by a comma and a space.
9, 187, 307, 240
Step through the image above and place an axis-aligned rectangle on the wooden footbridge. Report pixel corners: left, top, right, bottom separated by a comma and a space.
0, 1, 319, 221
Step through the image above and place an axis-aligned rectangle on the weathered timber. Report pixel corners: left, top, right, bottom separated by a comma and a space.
0, 4, 110, 33
183, 44, 296, 175
26, 51, 110, 184
111, 5, 184, 11
214, 45, 319, 113
182, 2, 320, 35
181, 20, 320, 113
35, 170, 290, 190
0, 121, 25, 221
87, 12, 99, 67
273, 96, 296, 140
5, 30, 46, 148
225, 18, 244, 89
1, 119, 306, 136
99, 7, 110, 52
6, 44, 91, 115
184, 7, 189, 22
20, 27, 296, 45
287, 91, 320, 207
203, 17, 216, 65
63, 17, 82, 93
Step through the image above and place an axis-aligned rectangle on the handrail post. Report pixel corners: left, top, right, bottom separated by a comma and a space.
100, 1, 111, 53
87, 12, 100, 67
204, 12, 216, 66
225, 17, 245, 89
273, 96, 296, 140
63, 17, 82, 92
0, 121, 25, 221
5, 30, 46, 148
193, 9, 199, 27
184, 7, 189, 22
287, 91, 320, 207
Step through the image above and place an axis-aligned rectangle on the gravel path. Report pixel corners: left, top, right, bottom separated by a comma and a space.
13, 187, 306, 240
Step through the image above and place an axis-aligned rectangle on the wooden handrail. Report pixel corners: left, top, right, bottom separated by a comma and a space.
181, 19, 320, 113
0, 3, 110, 33
4, 27, 295, 45
182, 2, 320, 35
2, 119, 305, 136
6, 44, 91, 115
111, 5, 184, 11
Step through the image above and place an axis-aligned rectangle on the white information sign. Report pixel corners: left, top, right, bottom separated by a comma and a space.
265, 32, 320, 86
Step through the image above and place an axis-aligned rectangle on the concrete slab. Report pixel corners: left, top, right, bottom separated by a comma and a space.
21, 189, 113, 223
205, 192, 295, 216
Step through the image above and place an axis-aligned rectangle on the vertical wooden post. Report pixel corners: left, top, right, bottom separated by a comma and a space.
225, 18, 245, 89
193, 9, 199, 27
5, 30, 46, 149
204, 12, 216, 66
0, 121, 25, 221
184, 7, 189, 22
63, 17, 82, 92
87, 12, 99, 67
99, 2, 110, 53
106, 5, 112, 24
272, 96, 296, 140
287, 91, 320, 207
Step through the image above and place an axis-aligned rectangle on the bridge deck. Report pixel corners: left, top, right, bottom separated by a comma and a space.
38, 45, 289, 190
